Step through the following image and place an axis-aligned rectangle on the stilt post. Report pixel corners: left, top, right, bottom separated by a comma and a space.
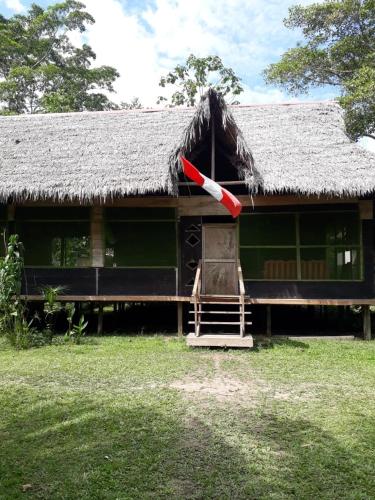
266, 305, 272, 337
363, 305, 372, 341
97, 303, 104, 335
177, 302, 183, 337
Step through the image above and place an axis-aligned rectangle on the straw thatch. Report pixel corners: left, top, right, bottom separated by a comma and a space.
0, 108, 195, 201
0, 91, 374, 201
232, 102, 375, 196
169, 89, 255, 191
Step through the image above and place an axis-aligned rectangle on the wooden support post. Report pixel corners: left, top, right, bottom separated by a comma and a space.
266, 305, 272, 337
363, 305, 372, 341
177, 302, 183, 337
97, 303, 104, 335
91, 206, 104, 267
211, 115, 215, 180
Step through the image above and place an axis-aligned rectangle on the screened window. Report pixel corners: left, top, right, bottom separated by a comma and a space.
240, 211, 361, 281
15, 208, 91, 267
105, 208, 176, 267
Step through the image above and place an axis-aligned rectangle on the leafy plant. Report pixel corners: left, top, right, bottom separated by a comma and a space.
68, 314, 88, 344
0, 234, 29, 348
64, 302, 76, 336
157, 54, 243, 107
263, 0, 375, 140
0, 1, 119, 114
120, 97, 143, 110
42, 285, 64, 338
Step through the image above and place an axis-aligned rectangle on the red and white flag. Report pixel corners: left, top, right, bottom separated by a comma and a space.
180, 156, 242, 218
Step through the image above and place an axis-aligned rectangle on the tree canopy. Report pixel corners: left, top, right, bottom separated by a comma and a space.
157, 54, 243, 107
0, 1, 119, 114
264, 0, 375, 140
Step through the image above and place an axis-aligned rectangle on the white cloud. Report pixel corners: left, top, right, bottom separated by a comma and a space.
358, 137, 375, 154
76, 0, 333, 106
2, 0, 24, 12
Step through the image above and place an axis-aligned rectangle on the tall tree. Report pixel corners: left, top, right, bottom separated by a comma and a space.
0, 1, 119, 114
264, 0, 375, 140
120, 97, 143, 110
157, 54, 243, 107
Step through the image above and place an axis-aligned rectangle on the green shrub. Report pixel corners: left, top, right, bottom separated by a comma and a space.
67, 314, 88, 344
0, 234, 31, 348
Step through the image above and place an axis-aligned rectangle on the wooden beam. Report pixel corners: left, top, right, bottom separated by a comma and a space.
21, 294, 375, 307
18, 197, 178, 208
247, 298, 375, 306
16, 194, 358, 210
178, 180, 246, 186
21, 294, 191, 302
177, 195, 358, 216
363, 305, 372, 340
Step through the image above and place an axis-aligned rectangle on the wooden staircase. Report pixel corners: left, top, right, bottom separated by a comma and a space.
186, 260, 253, 348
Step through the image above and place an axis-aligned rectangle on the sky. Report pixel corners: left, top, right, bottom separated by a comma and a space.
1, 0, 374, 152
0, 0, 339, 106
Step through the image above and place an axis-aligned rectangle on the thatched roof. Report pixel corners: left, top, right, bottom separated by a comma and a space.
232, 102, 375, 196
170, 89, 255, 189
0, 91, 374, 201
0, 108, 195, 201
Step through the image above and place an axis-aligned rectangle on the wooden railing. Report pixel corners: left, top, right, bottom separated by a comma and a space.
237, 260, 246, 337
192, 260, 202, 337
191, 259, 246, 338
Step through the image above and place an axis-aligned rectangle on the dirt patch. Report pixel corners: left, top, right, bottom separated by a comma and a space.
170, 352, 315, 404
170, 376, 246, 401
170, 354, 268, 402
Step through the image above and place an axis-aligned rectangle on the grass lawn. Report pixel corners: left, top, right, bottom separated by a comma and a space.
0, 336, 375, 499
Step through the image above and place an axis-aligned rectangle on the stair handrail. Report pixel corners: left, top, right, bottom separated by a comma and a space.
192, 259, 202, 299
192, 260, 202, 337
237, 261, 245, 296
237, 260, 246, 337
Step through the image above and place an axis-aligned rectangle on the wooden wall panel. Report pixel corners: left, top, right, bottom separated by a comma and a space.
22, 268, 96, 295
98, 268, 177, 295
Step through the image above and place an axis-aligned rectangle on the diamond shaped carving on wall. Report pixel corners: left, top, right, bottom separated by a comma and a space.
186, 259, 198, 271
186, 233, 200, 248
186, 224, 200, 232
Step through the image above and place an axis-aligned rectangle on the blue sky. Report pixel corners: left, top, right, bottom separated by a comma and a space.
0, 0, 338, 106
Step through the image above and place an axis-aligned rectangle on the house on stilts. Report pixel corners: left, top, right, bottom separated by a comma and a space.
1, 89, 375, 346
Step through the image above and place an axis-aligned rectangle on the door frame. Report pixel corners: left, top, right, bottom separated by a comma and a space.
202, 223, 238, 294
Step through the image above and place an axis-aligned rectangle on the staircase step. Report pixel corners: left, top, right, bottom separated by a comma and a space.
201, 293, 240, 298
197, 301, 241, 305
188, 321, 252, 325
186, 333, 254, 348
189, 310, 251, 314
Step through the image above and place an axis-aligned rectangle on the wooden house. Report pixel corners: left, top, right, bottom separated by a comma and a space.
1, 90, 375, 346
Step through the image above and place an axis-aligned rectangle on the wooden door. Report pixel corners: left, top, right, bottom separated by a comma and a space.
202, 224, 238, 295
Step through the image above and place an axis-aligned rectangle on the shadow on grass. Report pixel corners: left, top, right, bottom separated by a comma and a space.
252, 336, 309, 351
0, 391, 374, 499
239, 412, 375, 499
